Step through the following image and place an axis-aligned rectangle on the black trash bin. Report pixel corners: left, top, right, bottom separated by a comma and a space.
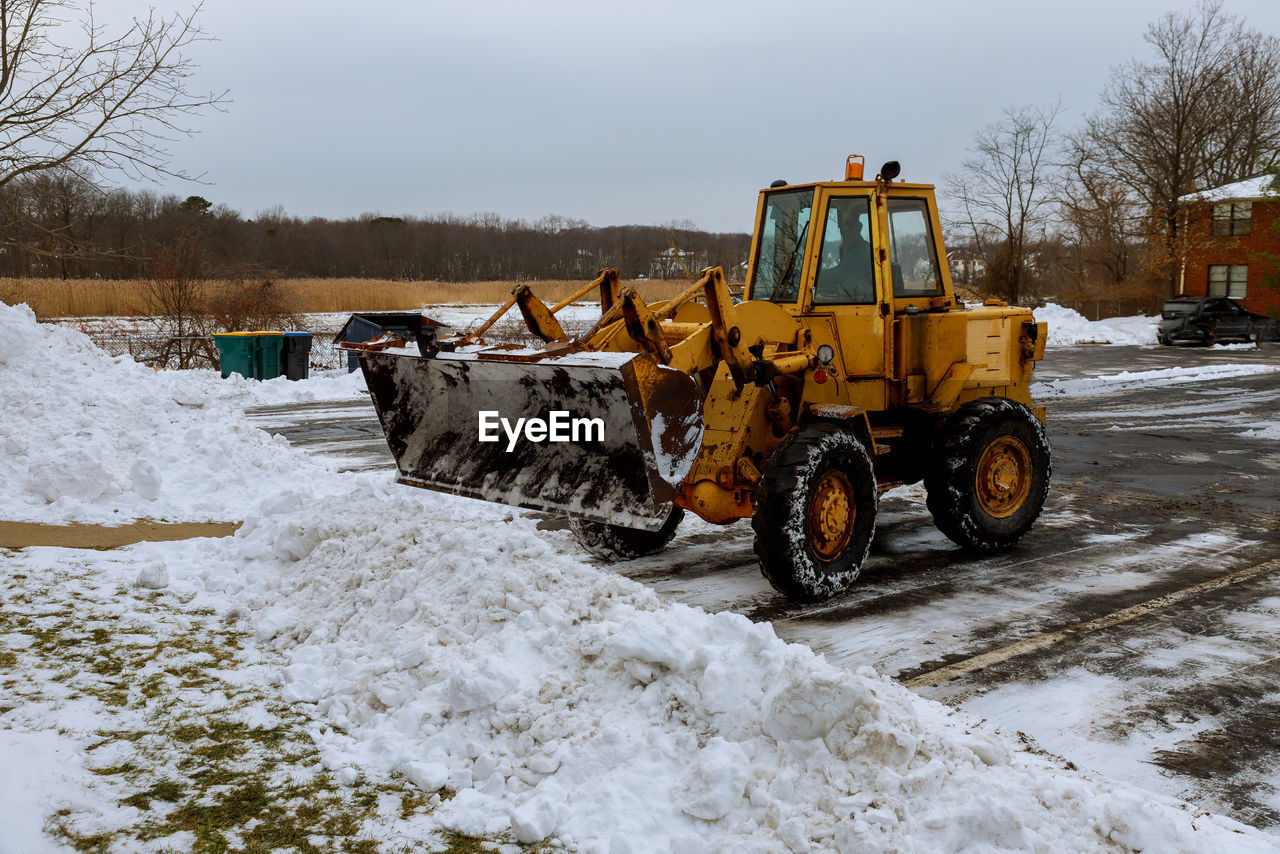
334, 312, 449, 372
282, 331, 312, 380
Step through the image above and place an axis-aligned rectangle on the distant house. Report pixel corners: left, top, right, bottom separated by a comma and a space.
1178, 174, 1280, 316
570, 248, 599, 277
649, 247, 707, 280
946, 248, 986, 286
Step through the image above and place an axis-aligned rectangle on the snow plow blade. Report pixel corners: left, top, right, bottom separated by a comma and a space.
358, 349, 704, 530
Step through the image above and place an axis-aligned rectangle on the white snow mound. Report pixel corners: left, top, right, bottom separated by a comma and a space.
0, 302, 335, 524
1033, 304, 1157, 347
172, 496, 1272, 853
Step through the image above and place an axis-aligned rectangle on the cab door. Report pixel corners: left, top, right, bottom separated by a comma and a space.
800, 187, 887, 409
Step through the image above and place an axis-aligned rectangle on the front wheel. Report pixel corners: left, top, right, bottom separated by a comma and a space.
568, 507, 684, 560
752, 423, 878, 601
925, 398, 1051, 551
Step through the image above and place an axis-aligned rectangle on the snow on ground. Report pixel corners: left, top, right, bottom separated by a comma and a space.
1032, 363, 1280, 400
1033, 304, 1157, 347
2, 539, 453, 853
4, 300, 1278, 852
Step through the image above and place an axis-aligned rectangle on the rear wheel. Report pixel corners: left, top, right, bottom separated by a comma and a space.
925, 398, 1050, 551
752, 423, 877, 601
568, 507, 684, 560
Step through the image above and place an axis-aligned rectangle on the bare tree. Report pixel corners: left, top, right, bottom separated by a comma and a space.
1081, 0, 1280, 296
947, 102, 1061, 305
1056, 135, 1149, 297
0, 0, 226, 189
140, 229, 211, 368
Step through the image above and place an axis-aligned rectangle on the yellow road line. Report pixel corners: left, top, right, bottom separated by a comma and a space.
904, 557, 1280, 690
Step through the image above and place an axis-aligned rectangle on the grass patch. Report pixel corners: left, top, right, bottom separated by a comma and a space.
6, 276, 693, 318
46, 814, 116, 854
2, 558, 560, 853
119, 778, 186, 810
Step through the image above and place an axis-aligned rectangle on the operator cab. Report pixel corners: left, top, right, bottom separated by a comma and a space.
746, 156, 954, 314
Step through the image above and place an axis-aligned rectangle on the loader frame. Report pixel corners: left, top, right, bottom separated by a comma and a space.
347, 160, 1051, 599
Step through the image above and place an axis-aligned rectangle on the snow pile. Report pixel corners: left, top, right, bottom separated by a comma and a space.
6, 300, 1276, 851
1034, 304, 1157, 347
174, 496, 1270, 853
0, 302, 336, 524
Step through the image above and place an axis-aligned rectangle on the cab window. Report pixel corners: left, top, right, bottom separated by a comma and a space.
886, 198, 942, 297
813, 197, 875, 305
749, 188, 813, 302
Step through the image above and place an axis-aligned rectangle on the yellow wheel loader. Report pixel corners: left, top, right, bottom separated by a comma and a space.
349, 157, 1051, 601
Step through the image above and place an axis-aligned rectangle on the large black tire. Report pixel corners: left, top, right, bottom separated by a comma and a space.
568, 507, 685, 560
925, 398, 1051, 551
752, 422, 878, 601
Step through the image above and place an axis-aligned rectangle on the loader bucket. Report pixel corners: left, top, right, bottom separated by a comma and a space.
358, 348, 704, 530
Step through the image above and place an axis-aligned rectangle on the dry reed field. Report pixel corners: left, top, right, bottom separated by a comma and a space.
2, 276, 698, 319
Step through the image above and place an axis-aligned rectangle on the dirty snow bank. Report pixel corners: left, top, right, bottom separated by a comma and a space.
0, 302, 338, 524
1034, 304, 1157, 347
170, 495, 1271, 853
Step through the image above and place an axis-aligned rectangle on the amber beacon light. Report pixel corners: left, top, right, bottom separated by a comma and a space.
845, 154, 865, 181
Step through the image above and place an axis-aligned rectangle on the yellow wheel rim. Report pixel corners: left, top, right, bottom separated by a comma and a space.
808, 470, 855, 560
975, 436, 1032, 518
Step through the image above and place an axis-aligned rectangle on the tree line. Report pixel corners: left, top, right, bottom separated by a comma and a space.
0, 176, 751, 282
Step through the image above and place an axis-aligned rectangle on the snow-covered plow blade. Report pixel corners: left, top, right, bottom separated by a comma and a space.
358, 349, 704, 530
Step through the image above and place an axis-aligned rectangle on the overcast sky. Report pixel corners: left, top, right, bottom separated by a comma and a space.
101, 0, 1280, 233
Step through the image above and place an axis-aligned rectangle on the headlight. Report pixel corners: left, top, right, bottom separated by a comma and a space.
816, 344, 835, 365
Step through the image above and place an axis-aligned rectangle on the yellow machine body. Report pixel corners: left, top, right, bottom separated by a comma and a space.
352, 168, 1047, 534
577, 178, 1047, 525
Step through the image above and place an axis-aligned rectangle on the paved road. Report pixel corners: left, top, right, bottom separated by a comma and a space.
248, 343, 1280, 832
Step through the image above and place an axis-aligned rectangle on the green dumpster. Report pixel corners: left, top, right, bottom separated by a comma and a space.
213, 332, 255, 379
213, 331, 284, 380
250, 332, 284, 380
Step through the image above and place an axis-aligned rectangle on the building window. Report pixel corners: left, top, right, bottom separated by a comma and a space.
1212, 202, 1252, 236
1208, 264, 1248, 298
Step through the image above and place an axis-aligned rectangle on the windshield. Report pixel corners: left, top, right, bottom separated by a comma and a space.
749, 188, 814, 302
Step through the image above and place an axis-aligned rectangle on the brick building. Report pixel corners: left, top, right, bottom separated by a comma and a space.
1178, 174, 1280, 316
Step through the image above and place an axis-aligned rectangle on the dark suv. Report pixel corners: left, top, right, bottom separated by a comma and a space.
1158, 297, 1280, 346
